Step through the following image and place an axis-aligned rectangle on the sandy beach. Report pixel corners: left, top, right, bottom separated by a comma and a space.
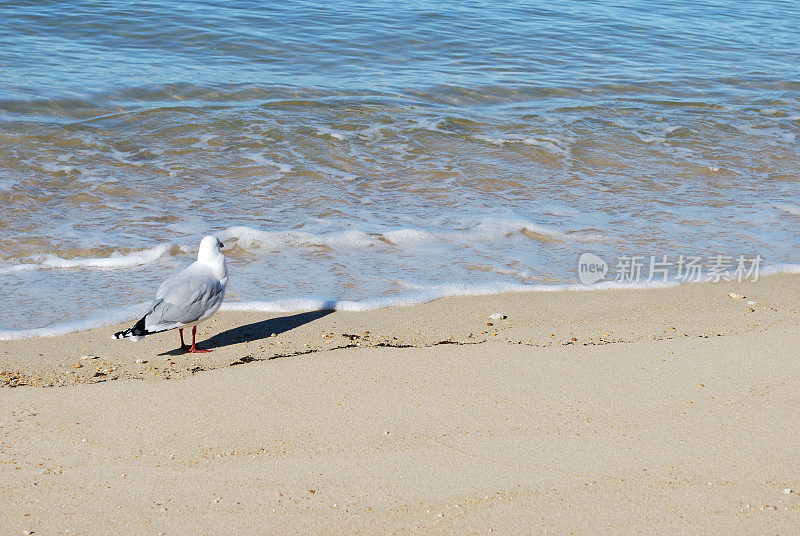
2, 274, 800, 534
4, 2, 799, 534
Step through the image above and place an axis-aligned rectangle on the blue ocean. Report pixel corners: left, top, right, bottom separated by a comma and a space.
1, 0, 799, 335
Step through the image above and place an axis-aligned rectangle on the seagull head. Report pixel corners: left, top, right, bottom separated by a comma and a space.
198, 235, 225, 262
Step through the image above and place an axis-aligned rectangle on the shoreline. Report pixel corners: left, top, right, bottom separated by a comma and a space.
2, 272, 798, 388
5, 264, 800, 342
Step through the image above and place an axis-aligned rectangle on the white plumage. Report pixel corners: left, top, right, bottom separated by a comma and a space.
114, 235, 228, 352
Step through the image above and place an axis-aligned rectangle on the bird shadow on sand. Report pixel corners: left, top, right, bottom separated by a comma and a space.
158, 309, 335, 356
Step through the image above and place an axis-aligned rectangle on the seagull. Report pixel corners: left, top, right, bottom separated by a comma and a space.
114, 235, 228, 353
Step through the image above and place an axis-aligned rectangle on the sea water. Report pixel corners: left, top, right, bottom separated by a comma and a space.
1, 0, 799, 336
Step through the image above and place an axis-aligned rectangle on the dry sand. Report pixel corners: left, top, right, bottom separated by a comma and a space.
2, 274, 800, 534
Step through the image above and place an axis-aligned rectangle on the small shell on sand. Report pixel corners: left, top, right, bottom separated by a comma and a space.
489, 313, 507, 320
727, 292, 745, 299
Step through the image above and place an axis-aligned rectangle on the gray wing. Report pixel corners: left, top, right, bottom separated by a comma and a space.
143, 263, 225, 332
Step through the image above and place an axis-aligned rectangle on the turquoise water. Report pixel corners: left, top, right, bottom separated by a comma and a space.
1, 1, 799, 333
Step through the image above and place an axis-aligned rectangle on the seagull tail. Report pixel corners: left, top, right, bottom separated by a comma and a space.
113, 315, 150, 341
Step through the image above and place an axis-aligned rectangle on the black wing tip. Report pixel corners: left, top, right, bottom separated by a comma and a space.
114, 315, 154, 339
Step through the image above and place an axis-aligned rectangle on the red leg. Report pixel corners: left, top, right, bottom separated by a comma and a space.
179, 328, 190, 350
188, 325, 211, 353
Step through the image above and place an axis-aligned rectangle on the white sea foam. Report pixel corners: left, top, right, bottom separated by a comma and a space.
0, 303, 147, 340
473, 134, 569, 155
0, 244, 172, 274
219, 226, 376, 250
468, 218, 605, 243
219, 219, 603, 254
228, 259, 800, 321
220, 283, 536, 314
221, 279, 681, 315
381, 229, 434, 245
477, 265, 541, 281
